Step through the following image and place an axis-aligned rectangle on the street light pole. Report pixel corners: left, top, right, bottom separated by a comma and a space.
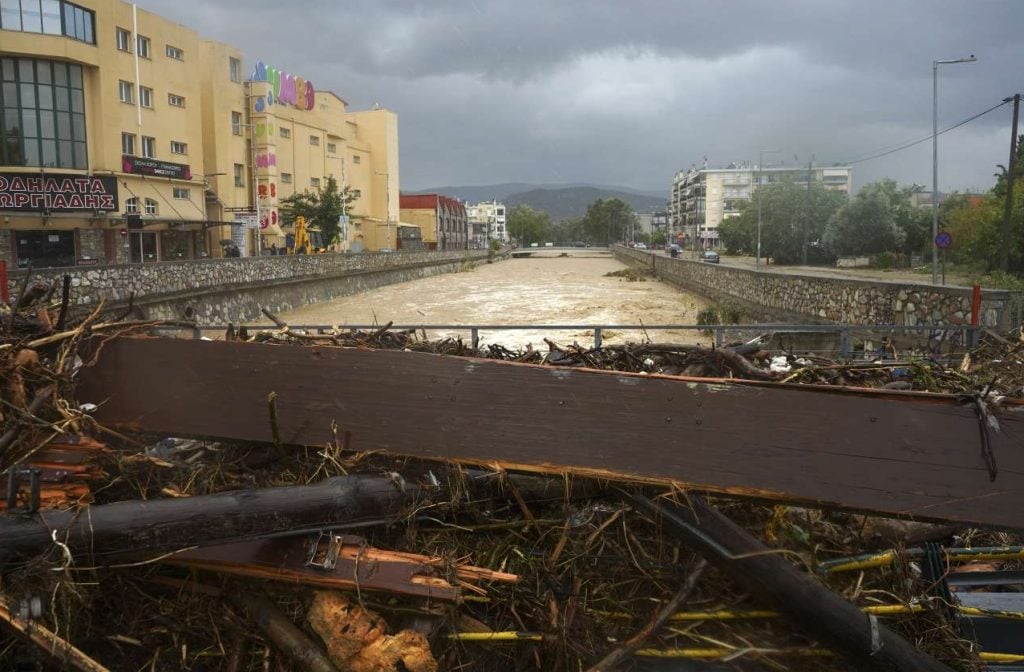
932, 55, 977, 284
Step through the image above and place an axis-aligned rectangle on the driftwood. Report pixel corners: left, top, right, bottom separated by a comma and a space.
229, 592, 338, 672
628, 492, 955, 672
0, 594, 110, 672
0, 475, 412, 565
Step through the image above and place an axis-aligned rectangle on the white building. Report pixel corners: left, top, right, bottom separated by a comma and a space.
668, 164, 852, 248
467, 200, 507, 243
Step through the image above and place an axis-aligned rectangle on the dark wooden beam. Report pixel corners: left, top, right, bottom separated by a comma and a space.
76, 337, 1024, 529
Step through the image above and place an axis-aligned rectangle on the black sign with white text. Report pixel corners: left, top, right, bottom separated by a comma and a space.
0, 173, 119, 212
122, 155, 192, 180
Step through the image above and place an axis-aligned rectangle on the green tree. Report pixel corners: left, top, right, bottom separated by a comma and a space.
732, 180, 843, 263
278, 176, 356, 246
824, 181, 906, 257
580, 198, 637, 244
718, 210, 756, 254
551, 216, 585, 243
506, 204, 552, 246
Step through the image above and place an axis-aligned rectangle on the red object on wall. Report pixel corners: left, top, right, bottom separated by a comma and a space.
971, 285, 982, 326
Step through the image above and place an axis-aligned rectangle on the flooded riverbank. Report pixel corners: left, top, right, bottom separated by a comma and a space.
278, 254, 709, 347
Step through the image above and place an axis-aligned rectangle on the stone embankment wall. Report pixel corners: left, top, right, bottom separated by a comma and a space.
615, 247, 1022, 328
7, 250, 500, 325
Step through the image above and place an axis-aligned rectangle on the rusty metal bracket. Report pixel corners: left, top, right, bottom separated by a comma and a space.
305, 531, 343, 571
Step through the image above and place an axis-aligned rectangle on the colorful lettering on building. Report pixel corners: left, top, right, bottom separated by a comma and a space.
256, 153, 276, 168
251, 61, 315, 111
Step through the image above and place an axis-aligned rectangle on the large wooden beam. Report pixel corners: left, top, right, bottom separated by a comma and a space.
77, 337, 1024, 529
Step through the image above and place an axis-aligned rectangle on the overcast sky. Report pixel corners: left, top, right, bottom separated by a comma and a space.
142, 0, 1023, 195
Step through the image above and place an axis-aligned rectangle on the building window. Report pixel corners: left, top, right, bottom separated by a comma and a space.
0, 57, 88, 169
327, 142, 336, 154
121, 132, 135, 156
170, 140, 187, 155
233, 163, 244, 187
139, 86, 153, 108
352, 155, 360, 164
168, 93, 185, 108
231, 111, 242, 135
172, 187, 190, 199
229, 57, 241, 83
118, 80, 134, 104
62, 2, 94, 43
144, 198, 157, 215
125, 197, 138, 214
165, 44, 184, 60
309, 135, 320, 146
141, 135, 155, 158
116, 26, 131, 52
351, 189, 361, 199
310, 177, 321, 188
136, 35, 150, 58
0, 0, 91, 42
279, 127, 290, 139
281, 173, 292, 184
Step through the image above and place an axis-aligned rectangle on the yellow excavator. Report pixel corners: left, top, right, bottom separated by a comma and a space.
287, 215, 325, 254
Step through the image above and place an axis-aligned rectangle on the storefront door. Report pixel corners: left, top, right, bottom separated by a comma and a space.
129, 231, 159, 263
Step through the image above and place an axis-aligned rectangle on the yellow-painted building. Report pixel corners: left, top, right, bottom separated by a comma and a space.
0, 0, 398, 269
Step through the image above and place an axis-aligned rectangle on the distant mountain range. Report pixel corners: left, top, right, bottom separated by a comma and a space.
405, 183, 668, 221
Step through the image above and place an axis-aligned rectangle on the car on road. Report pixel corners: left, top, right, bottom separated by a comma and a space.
635, 242, 647, 249
700, 250, 720, 264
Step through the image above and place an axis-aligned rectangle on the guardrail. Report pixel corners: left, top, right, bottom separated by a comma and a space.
162, 322, 984, 360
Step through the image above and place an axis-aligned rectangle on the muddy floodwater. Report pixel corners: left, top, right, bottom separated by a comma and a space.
278, 252, 709, 348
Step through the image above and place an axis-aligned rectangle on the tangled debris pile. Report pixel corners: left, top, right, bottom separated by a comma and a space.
1, 296, 1023, 670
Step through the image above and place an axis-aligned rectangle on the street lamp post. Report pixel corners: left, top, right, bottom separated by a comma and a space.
932, 55, 977, 285
756, 149, 781, 269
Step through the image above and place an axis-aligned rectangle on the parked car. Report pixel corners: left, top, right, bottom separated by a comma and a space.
635, 242, 647, 249
701, 250, 720, 264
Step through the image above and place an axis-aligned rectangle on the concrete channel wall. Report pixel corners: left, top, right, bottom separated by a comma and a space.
615, 246, 1022, 328
8, 249, 501, 325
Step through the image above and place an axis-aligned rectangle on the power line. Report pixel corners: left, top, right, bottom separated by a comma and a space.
840, 99, 1012, 165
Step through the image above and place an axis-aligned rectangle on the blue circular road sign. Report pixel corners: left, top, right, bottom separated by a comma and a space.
935, 231, 953, 249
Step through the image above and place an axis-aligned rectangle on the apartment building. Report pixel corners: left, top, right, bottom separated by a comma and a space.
668, 164, 852, 249
0, 0, 398, 269
466, 199, 507, 244
399, 194, 467, 250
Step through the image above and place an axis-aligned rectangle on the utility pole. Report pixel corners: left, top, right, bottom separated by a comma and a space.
999, 93, 1020, 273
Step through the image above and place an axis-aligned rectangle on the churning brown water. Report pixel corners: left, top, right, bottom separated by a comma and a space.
278, 252, 709, 348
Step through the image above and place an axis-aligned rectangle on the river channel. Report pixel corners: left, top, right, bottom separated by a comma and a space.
278, 252, 709, 348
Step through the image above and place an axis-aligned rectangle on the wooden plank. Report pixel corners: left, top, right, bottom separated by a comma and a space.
76, 336, 1024, 529
166, 534, 518, 601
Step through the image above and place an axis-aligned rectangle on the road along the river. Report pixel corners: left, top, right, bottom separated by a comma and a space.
278, 252, 709, 348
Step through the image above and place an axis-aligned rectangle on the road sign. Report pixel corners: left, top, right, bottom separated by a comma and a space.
935, 231, 953, 249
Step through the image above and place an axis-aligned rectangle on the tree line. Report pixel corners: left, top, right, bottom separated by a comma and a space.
507, 198, 664, 246
719, 137, 1024, 275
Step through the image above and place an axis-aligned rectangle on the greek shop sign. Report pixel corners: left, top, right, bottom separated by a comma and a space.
0, 173, 118, 212
251, 61, 315, 111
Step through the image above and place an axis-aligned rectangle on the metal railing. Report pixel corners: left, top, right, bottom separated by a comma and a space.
163, 322, 983, 360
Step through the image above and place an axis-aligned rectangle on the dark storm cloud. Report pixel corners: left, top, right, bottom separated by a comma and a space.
141, 0, 1024, 193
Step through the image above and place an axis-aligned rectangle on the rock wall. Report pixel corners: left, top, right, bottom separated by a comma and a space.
8, 250, 500, 325
615, 247, 1022, 328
